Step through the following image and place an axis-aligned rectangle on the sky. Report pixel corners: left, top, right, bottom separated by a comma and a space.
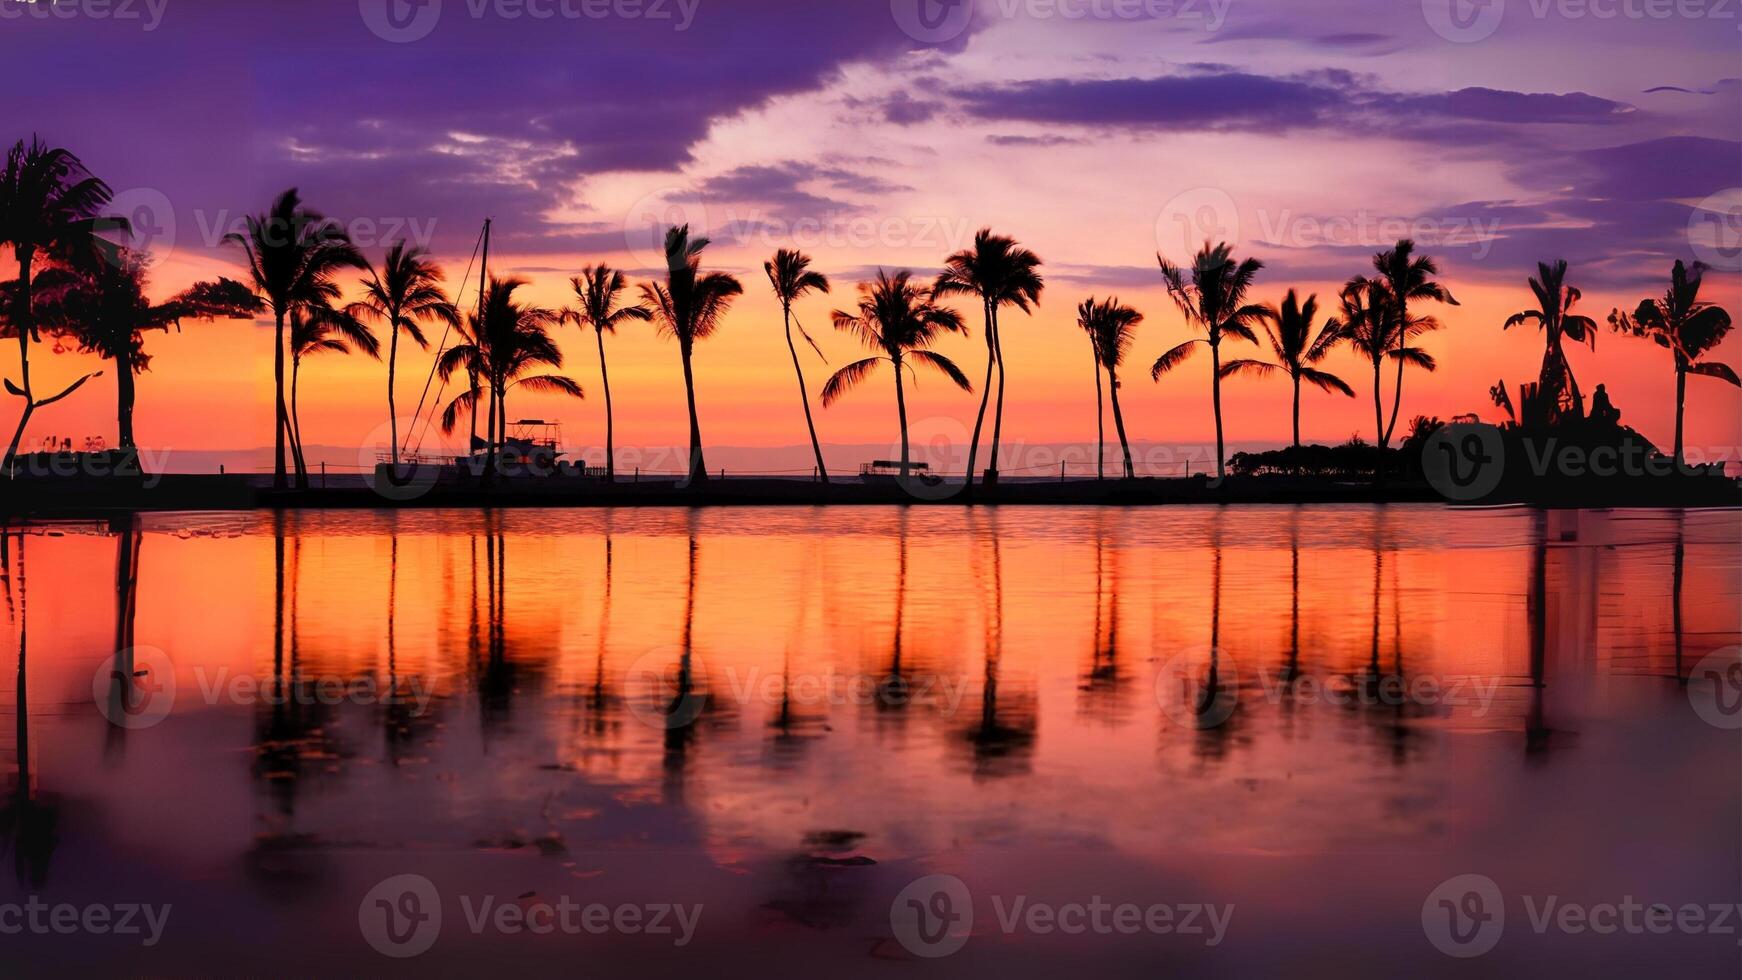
2, 0, 1739, 473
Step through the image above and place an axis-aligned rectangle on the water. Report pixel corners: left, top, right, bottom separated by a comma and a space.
1, 505, 1738, 976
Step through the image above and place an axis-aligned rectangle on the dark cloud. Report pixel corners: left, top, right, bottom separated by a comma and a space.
986, 134, 1086, 147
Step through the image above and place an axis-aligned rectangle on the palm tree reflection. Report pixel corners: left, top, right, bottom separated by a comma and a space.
1078, 515, 1129, 723
2, 531, 58, 887
961, 512, 1035, 778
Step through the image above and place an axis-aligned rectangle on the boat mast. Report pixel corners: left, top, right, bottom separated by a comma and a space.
469, 218, 491, 449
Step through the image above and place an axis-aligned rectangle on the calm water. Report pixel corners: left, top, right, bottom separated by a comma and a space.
1, 505, 1738, 977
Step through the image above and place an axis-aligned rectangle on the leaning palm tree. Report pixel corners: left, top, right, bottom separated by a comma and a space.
765, 249, 832, 483
1220, 289, 1353, 448
565, 264, 649, 482
640, 225, 742, 484
438, 277, 583, 478
223, 188, 365, 489
1077, 299, 1108, 479
1610, 259, 1737, 465
1503, 259, 1598, 425
0, 137, 118, 475
821, 270, 971, 476
934, 229, 1044, 487
1078, 296, 1143, 479
1371, 239, 1457, 446
352, 242, 459, 466
289, 304, 379, 476
1151, 241, 1266, 480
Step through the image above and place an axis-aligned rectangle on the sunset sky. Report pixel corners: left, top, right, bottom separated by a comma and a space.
3, 0, 1739, 471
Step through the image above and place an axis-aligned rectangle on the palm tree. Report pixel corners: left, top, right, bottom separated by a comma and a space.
0, 137, 117, 475
223, 188, 365, 489
1330, 278, 1439, 456
288, 304, 379, 476
1151, 241, 1266, 480
1078, 299, 1107, 479
821, 270, 971, 475
1078, 297, 1142, 479
934, 229, 1044, 488
765, 249, 832, 483
1220, 289, 1353, 448
1610, 259, 1737, 465
565, 264, 649, 482
352, 242, 459, 467
437, 277, 583, 478
640, 225, 742, 484
1370, 239, 1457, 446
1502, 259, 1598, 425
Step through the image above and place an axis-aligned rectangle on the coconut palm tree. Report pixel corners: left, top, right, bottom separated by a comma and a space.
1151, 241, 1266, 480
640, 225, 742, 484
934, 229, 1044, 488
1610, 259, 1737, 465
288, 304, 379, 476
352, 242, 459, 467
1370, 239, 1457, 446
1502, 259, 1598, 425
1078, 300, 1107, 479
0, 137, 118, 475
437, 277, 583, 478
1219, 289, 1353, 448
1330, 278, 1439, 455
223, 188, 365, 489
821, 270, 971, 475
565, 264, 649, 482
1078, 297, 1142, 479
765, 249, 832, 483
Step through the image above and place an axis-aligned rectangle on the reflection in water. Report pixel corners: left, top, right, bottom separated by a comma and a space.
961, 512, 1037, 779
1, 532, 57, 887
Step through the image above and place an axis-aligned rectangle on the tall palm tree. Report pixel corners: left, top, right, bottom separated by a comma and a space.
0, 137, 117, 475
765, 249, 832, 483
1370, 239, 1457, 446
288, 304, 379, 477
640, 225, 742, 484
1330, 278, 1439, 454
934, 228, 1044, 488
1151, 241, 1266, 480
1503, 259, 1598, 425
1219, 289, 1353, 448
223, 188, 365, 489
821, 270, 971, 475
1078, 299, 1107, 479
1610, 259, 1737, 465
352, 242, 459, 466
565, 264, 649, 482
437, 277, 583, 478
1078, 297, 1142, 479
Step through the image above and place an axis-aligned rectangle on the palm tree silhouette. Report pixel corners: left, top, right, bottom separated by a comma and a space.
1077, 297, 1142, 479
935, 229, 1043, 488
565, 264, 649, 482
0, 137, 117, 475
1503, 259, 1597, 424
224, 189, 365, 489
1151, 242, 1266, 480
289, 303, 378, 477
640, 225, 742, 484
1610, 259, 1737, 464
821, 270, 971, 476
352, 243, 459, 467
1368, 239, 1456, 447
765, 249, 832, 483
437, 277, 583, 478
1331, 277, 1438, 456
1219, 289, 1353, 448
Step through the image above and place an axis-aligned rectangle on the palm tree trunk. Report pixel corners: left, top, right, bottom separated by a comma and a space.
387, 321, 400, 467
290, 354, 308, 485
1291, 372, 1301, 449
116, 349, 136, 449
273, 308, 289, 490
1210, 339, 1226, 481
1109, 367, 1134, 479
783, 302, 828, 483
894, 354, 911, 475
596, 327, 614, 482
3, 250, 37, 477
1674, 358, 1687, 466
1092, 348, 1104, 480
1383, 354, 1404, 447
1372, 357, 1386, 482
965, 297, 995, 489
680, 341, 707, 483
988, 306, 1007, 486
